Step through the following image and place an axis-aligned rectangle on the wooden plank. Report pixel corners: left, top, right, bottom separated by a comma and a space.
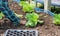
44, 0, 51, 11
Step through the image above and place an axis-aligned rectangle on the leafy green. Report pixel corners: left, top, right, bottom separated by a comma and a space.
0, 12, 4, 19
26, 21, 37, 27
25, 13, 39, 27
25, 13, 43, 27
19, 1, 35, 12
54, 14, 60, 25
26, 13, 39, 22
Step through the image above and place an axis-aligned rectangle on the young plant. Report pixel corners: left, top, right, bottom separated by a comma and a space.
54, 14, 60, 25
25, 13, 44, 27
19, 1, 35, 13
25, 13, 39, 27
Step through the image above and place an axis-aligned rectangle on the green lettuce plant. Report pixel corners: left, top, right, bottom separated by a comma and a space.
54, 14, 60, 25
25, 13, 44, 27
19, 1, 35, 13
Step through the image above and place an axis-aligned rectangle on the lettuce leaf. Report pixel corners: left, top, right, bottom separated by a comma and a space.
25, 13, 39, 27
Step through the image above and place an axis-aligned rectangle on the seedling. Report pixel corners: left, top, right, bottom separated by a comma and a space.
25, 13, 44, 27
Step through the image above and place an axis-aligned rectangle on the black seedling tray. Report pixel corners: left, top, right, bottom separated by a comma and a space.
4, 29, 38, 36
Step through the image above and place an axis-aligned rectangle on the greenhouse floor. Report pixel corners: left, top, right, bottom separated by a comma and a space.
0, 12, 60, 36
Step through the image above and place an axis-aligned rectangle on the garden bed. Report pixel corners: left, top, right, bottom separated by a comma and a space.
0, 12, 60, 36
0, 1, 60, 36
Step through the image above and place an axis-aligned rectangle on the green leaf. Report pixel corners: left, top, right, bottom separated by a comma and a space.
54, 14, 60, 25
26, 21, 37, 27
19, 1, 35, 12
25, 13, 39, 27
0, 12, 4, 19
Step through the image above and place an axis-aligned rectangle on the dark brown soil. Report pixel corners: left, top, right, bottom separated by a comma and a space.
9, 2, 26, 15
0, 12, 60, 36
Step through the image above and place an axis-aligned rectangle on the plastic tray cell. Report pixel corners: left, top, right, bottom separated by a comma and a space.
4, 29, 38, 36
